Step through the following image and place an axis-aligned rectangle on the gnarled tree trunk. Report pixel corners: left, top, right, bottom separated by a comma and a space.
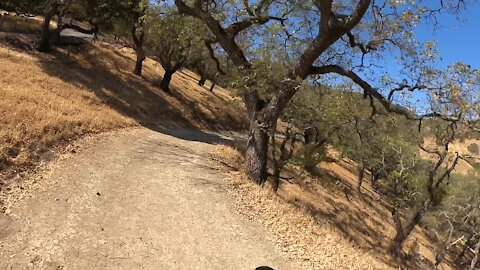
243, 91, 269, 185
245, 119, 269, 185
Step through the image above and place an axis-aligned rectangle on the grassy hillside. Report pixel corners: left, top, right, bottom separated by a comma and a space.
0, 32, 247, 180
1, 23, 477, 269
212, 146, 472, 269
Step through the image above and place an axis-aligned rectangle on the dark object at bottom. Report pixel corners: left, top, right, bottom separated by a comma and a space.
255, 267, 274, 270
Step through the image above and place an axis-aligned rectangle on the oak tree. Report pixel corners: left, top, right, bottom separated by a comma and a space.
173, 0, 470, 185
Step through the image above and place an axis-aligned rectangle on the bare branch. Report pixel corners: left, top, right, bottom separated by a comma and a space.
309, 64, 418, 119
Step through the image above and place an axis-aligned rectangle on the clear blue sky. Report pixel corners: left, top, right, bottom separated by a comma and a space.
415, 1, 480, 69
365, 2, 480, 111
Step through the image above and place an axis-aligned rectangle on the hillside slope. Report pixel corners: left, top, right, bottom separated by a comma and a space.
1, 31, 476, 269
212, 146, 475, 270
0, 33, 247, 181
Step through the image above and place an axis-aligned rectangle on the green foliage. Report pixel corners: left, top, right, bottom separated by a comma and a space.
294, 144, 328, 173
468, 143, 480, 155
432, 184, 450, 207
472, 162, 480, 172
144, 8, 205, 71
226, 56, 291, 99
0, 0, 48, 15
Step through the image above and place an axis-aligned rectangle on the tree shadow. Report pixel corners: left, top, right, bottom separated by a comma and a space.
32, 42, 246, 145
154, 126, 233, 145
279, 164, 428, 269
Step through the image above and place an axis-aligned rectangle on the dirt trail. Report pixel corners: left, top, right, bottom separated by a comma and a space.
0, 128, 295, 270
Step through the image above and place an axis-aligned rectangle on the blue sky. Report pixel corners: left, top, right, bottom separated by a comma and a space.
415, 1, 480, 69
361, 2, 480, 111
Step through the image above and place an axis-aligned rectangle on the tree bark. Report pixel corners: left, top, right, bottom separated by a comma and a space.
209, 81, 216, 92
357, 161, 365, 193
132, 19, 145, 76
243, 90, 270, 185
160, 69, 174, 93
245, 119, 269, 185
134, 48, 145, 76
271, 160, 280, 193
198, 74, 207, 86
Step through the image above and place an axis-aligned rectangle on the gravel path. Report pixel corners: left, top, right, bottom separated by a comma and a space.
0, 128, 295, 270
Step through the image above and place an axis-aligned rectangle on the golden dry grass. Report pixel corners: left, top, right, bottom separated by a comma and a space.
212, 145, 394, 269
0, 33, 247, 179
0, 45, 134, 173
211, 144, 462, 270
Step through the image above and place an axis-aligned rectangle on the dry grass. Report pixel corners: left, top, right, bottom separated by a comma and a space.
211, 144, 462, 270
423, 137, 480, 175
0, 32, 247, 180
212, 145, 394, 269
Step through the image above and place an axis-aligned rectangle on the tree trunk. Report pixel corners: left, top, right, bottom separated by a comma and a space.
245, 120, 269, 185
271, 167, 280, 193
390, 207, 405, 256
131, 21, 145, 76
209, 81, 216, 92
0, 16, 5, 30
198, 74, 207, 86
469, 237, 480, 270
38, 9, 55, 52
242, 80, 297, 185
134, 47, 145, 76
357, 162, 365, 193
160, 70, 174, 93
390, 199, 431, 255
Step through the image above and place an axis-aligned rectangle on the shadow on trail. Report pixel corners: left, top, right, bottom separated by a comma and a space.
154, 126, 233, 145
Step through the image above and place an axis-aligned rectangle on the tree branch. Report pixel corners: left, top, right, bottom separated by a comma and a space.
204, 39, 226, 75
309, 64, 418, 119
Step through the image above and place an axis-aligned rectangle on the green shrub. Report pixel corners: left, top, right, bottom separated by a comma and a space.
467, 143, 479, 155
295, 144, 328, 174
